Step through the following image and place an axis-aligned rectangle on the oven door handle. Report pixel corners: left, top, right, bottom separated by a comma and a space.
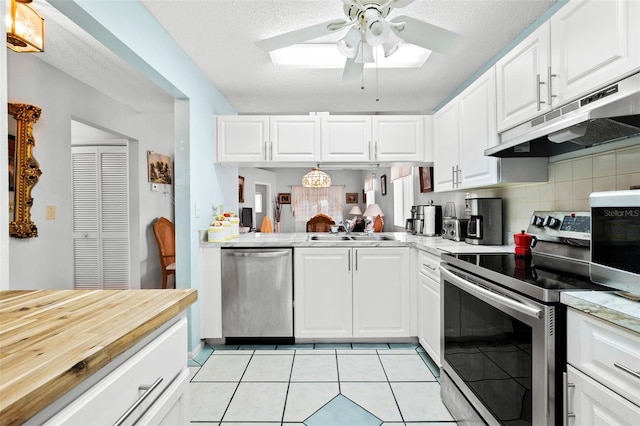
440, 266, 543, 319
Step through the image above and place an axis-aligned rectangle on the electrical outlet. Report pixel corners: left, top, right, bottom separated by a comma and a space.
46, 205, 56, 220
150, 183, 159, 192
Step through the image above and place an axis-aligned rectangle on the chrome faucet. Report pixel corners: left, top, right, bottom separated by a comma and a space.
339, 220, 351, 234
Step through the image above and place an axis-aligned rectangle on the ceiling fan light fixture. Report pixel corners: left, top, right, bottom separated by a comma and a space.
302, 167, 332, 188
364, 10, 390, 47
382, 30, 402, 57
337, 27, 361, 58
5, 0, 44, 53
354, 42, 374, 64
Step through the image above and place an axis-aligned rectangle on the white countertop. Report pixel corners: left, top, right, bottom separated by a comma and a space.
561, 291, 640, 334
199, 231, 511, 255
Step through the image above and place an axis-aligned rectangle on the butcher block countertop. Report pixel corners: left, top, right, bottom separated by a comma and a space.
0, 289, 197, 425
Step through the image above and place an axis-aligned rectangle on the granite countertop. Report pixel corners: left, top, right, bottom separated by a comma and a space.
561, 291, 640, 334
0, 289, 197, 425
199, 231, 512, 255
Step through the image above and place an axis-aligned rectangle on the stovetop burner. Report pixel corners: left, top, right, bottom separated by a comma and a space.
442, 253, 610, 303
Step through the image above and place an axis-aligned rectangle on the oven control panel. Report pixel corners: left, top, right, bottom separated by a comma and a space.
527, 211, 590, 243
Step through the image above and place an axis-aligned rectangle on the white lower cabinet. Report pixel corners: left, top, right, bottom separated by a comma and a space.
294, 247, 410, 339
565, 309, 640, 425
417, 249, 441, 366
42, 317, 189, 426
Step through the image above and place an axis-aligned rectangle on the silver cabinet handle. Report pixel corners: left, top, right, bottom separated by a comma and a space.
354, 249, 358, 271
114, 377, 163, 426
270, 141, 273, 161
451, 166, 456, 187
548, 66, 557, 106
368, 141, 372, 160
423, 263, 437, 271
456, 166, 462, 188
563, 372, 576, 426
374, 141, 378, 160
536, 73, 546, 111
348, 252, 351, 271
614, 362, 640, 380
264, 141, 268, 161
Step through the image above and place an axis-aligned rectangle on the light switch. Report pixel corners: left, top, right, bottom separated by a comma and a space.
46, 205, 56, 220
195, 203, 201, 218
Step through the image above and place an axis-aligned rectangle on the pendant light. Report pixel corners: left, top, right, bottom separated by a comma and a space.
302, 167, 331, 188
6, 0, 45, 53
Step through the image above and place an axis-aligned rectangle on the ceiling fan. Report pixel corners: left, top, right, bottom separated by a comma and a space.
255, 0, 465, 84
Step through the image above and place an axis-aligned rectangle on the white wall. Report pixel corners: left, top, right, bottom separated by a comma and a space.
7, 52, 175, 290
0, 0, 8, 288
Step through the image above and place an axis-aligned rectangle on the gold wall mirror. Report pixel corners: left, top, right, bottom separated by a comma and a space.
8, 103, 42, 238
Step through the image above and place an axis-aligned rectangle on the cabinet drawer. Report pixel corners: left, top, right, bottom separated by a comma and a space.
45, 317, 187, 425
566, 365, 640, 426
419, 249, 441, 282
567, 309, 640, 406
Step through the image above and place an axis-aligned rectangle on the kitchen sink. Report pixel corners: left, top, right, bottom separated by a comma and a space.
307, 234, 396, 242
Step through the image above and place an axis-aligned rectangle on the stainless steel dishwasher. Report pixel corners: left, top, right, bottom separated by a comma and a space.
221, 248, 293, 343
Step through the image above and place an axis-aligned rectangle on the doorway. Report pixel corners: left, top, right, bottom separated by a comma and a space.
254, 183, 270, 230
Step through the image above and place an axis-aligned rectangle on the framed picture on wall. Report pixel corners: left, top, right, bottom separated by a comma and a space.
278, 193, 291, 204
147, 151, 172, 184
238, 176, 245, 203
419, 167, 434, 193
381, 174, 387, 196
346, 193, 358, 204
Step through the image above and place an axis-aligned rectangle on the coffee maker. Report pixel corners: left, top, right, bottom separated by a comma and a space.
464, 197, 503, 245
405, 205, 424, 234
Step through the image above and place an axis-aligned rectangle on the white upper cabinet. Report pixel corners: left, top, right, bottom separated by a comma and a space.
433, 98, 460, 191
269, 116, 321, 162
373, 116, 425, 163
497, 0, 640, 132
496, 23, 551, 132
550, 0, 640, 105
216, 116, 268, 163
458, 67, 499, 188
320, 115, 373, 162
217, 115, 320, 164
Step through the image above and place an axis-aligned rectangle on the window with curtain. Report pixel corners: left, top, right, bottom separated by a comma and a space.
392, 167, 414, 227
364, 173, 376, 207
291, 185, 345, 222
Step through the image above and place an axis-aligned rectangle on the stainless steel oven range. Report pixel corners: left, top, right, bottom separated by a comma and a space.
439, 211, 608, 425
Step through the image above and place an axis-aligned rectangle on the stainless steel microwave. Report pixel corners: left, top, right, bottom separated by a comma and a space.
590, 190, 640, 294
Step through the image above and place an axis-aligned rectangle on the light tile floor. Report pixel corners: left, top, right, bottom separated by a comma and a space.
189, 343, 457, 426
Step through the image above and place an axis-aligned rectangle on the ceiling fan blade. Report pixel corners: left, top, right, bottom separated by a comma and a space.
342, 0, 363, 8
342, 57, 363, 85
390, 15, 465, 55
256, 19, 348, 52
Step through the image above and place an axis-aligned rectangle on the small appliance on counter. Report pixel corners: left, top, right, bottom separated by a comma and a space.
441, 201, 467, 241
513, 230, 537, 257
405, 205, 423, 234
465, 197, 503, 245
422, 201, 443, 236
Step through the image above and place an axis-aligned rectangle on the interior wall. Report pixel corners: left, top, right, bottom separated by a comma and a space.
0, 0, 9, 288
7, 52, 175, 290
238, 167, 277, 229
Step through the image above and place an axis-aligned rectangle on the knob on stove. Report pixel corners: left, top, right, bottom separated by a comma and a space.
531, 215, 544, 227
543, 216, 560, 228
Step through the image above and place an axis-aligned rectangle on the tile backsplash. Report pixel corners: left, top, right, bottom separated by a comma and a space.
474, 145, 640, 240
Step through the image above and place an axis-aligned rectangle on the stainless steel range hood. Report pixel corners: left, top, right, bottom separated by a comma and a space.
486, 72, 640, 158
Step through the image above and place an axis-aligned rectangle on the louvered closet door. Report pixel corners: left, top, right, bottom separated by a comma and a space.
72, 146, 130, 289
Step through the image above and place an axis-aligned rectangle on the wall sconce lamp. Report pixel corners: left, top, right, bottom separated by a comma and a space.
6, 0, 45, 53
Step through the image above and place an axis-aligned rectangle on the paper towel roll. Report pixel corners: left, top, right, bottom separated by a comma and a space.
424, 206, 436, 236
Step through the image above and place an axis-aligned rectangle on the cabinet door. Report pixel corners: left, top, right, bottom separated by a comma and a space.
566, 365, 640, 426
353, 248, 410, 338
138, 368, 190, 426
419, 274, 441, 367
294, 248, 352, 338
433, 98, 459, 192
373, 115, 425, 162
458, 67, 499, 189
496, 22, 551, 131
320, 116, 372, 162
216, 116, 269, 163
269, 116, 320, 162
550, 0, 640, 105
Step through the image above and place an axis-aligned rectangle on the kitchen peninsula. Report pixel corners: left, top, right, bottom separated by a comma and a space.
0, 289, 197, 425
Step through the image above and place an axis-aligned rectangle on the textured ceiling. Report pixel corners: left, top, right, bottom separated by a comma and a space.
33, 0, 556, 115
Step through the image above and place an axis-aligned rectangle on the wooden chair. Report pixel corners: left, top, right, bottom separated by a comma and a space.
153, 217, 176, 289
306, 213, 335, 232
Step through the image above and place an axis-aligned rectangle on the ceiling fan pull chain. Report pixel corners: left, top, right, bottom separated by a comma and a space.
375, 47, 380, 102
361, 30, 365, 90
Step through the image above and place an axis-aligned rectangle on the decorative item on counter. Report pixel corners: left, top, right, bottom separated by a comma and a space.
227, 213, 240, 238
207, 221, 226, 242
260, 216, 273, 233
514, 230, 537, 258
274, 196, 282, 232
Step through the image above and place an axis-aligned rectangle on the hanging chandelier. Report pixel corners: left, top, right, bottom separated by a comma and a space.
302, 167, 331, 188
6, 0, 45, 53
